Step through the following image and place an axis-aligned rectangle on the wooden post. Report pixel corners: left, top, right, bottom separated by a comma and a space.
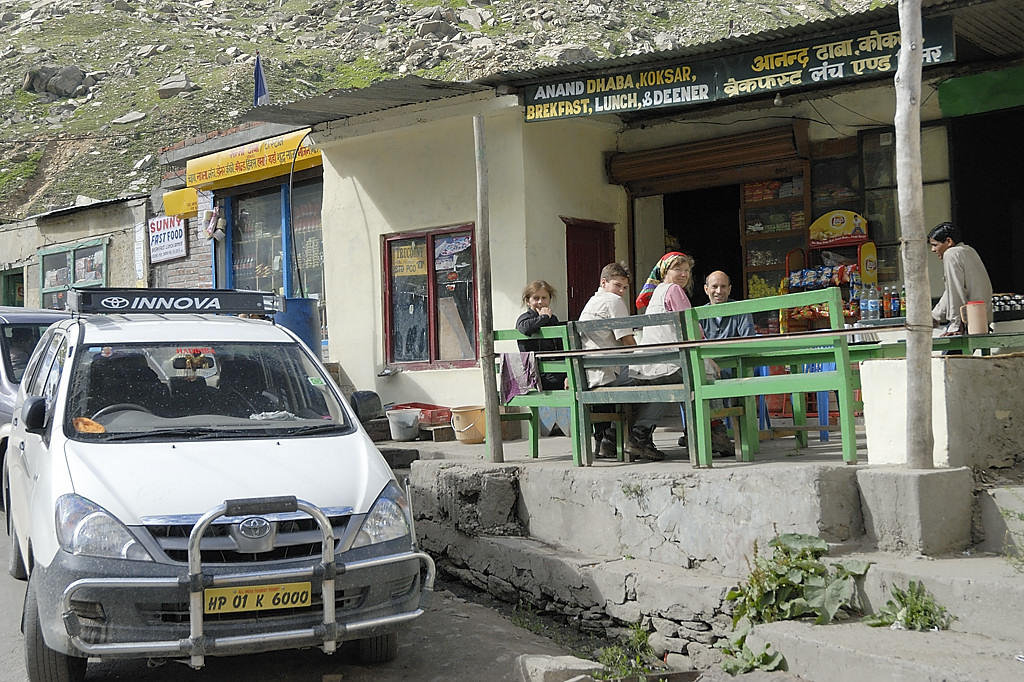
474, 113, 504, 463
895, 0, 933, 469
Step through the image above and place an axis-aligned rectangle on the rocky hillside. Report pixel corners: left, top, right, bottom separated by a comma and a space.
0, 0, 880, 219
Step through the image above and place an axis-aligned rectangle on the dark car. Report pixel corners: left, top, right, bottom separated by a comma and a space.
1, 306, 70, 445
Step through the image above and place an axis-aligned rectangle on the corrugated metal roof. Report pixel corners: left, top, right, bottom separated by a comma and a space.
240, 75, 492, 126
240, 0, 1022, 128
28, 194, 149, 222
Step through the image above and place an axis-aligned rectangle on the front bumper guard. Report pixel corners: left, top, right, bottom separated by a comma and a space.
62, 495, 435, 669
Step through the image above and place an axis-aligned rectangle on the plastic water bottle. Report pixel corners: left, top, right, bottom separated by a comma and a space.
864, 284, 879, 320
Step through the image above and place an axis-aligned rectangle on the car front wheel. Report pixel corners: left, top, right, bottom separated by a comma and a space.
357, 632, 399, 663
23, 573, 87, 682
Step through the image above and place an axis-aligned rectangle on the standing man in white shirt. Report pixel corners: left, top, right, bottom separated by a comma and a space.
928, 222, 993, 336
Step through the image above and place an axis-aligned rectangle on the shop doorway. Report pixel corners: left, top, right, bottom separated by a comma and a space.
2, 271, 24, 306
664, 185, 742, 305
949, 106, 1024, 293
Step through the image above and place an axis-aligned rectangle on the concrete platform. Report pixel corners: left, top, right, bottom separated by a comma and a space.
388, 422, 1024, 680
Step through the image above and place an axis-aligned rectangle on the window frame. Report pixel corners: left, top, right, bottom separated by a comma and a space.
39, 238, 108, 309
382, 223, 478, 370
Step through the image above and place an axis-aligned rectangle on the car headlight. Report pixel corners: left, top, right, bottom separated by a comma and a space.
352, 481, 411, 548
55, 494, 153, 562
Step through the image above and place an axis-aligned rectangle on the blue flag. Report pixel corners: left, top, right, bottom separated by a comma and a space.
254, 52, 269, 106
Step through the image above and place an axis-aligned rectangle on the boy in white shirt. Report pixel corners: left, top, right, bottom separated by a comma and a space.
578, 262, 665, 461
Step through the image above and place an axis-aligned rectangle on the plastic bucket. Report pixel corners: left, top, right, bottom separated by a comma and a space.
450, 405, 485, 444
386, 408, 421, 441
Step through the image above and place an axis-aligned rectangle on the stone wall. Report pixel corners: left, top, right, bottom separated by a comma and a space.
410, 459, 865, 667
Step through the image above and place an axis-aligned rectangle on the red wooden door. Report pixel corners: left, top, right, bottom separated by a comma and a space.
563, 217, 615, 320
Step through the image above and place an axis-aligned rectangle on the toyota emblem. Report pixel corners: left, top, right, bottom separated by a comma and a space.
100, 296, 130, 309
238, 517, 272, 539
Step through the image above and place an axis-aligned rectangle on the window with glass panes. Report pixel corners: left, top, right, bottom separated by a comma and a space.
39, 240, 107, 310
383, 225, 477, 368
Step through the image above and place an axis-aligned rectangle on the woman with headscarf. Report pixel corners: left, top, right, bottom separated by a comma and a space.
631, 252, 732, 455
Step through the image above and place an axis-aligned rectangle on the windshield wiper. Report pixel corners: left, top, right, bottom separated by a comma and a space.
289, 423, 349, 436
103, 427, 249, 441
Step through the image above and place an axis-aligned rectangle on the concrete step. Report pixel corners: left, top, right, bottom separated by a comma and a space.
746, 620, 1024, 682
977, 484, 1024, 554
845, 553, 1024, 643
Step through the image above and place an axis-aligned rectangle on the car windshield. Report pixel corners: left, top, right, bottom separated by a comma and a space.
2, 323, 52, 383
64, 341, 353, 441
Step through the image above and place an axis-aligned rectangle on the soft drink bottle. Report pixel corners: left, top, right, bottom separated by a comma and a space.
882, 286, 892, 318
900, 284, 907, 317
891, 286, 902, 318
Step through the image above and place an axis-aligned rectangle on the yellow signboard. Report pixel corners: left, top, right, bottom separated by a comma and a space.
162, 187, 199, 218
186, 129, 322, 190
859, 241, 878, 287
392, 242, 427, 277
809, 210, 869, 247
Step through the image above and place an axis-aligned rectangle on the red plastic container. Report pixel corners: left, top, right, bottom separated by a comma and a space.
389, 402, 451, 426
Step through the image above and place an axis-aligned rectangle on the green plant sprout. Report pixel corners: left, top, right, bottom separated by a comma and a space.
863, 580, 955, 631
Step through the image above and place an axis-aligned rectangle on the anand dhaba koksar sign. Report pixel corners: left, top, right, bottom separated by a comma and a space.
524, 16, 954, 121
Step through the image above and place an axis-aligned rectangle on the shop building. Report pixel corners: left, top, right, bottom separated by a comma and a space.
158, 122, 327, 350
240, 0, 1021, 408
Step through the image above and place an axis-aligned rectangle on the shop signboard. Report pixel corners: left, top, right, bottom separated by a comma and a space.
809, 210, 869, 248
522, 15, 954, 122
148, 215, 188, 263
186, 128, 322, 190
524, 61, 716, 121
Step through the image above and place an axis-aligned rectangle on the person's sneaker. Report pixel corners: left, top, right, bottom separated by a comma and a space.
677, 432, 688, 448
596, 436, 618, 459
626, 431, 666, 461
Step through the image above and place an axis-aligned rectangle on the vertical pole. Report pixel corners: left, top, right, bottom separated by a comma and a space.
896, 0, 933, 469
474, 113, 503, 463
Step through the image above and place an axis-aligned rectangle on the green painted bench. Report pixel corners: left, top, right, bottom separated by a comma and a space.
567, 312, 746, 466
492, 325, 625, 467
682, 287, 858, 466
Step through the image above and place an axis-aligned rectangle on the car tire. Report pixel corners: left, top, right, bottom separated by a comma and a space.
356, 632, 398, 664
24, 574, 87, 682
8, 522, 27, 581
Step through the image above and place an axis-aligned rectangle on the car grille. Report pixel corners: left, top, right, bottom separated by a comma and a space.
145, 514, 351, 563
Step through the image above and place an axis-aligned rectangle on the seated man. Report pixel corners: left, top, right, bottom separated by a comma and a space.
698, 270, 756, 454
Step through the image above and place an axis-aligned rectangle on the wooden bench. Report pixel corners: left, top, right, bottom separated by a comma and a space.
492, 325, 625, 467
567, 312, 746, 466
682, 287, 858, 467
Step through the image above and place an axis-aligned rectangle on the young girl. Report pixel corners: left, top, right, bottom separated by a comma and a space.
515, 280, 565, 390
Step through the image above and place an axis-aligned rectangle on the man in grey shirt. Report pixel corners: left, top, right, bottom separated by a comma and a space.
928, 222, 993, 336
694, 270, 756, 454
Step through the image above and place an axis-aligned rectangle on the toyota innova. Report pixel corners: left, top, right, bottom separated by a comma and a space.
2, 288, 434, 682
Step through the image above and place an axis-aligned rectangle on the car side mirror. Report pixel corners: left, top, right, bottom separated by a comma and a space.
22, 396, 47, 433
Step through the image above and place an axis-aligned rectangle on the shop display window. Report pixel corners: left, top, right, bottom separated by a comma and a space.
289, 181, 324, 300
811, 156, 863, 221
229, 180, 325, 302
860, 124, 952, 286
231, 191, 283, 294
384, 225, 477, 368
739, 167, 810, 301
39, 240, 107, 310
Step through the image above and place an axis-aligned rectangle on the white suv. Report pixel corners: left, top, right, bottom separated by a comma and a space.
3, 289, 433, 682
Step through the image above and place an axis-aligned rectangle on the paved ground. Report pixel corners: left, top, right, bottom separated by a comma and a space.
387, 412, 865, 469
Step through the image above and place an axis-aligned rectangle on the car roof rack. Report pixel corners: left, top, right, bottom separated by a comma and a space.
68, 288, 283, 316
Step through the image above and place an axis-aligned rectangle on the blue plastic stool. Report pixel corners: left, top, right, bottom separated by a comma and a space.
802, 362, 836, 441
